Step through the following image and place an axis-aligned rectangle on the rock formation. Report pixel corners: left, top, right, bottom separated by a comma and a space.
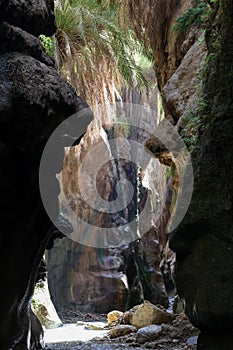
47, 83, 171, 316
124, 0, 233, 348
0, 0, 91, 348
170, 1, 233, 348
1, 1, 232, 349
129, 0, 233, 348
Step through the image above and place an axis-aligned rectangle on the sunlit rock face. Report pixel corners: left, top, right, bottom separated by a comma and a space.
163, 38, 207, 123
0, 0, 90, 348
47, 89, 172, 315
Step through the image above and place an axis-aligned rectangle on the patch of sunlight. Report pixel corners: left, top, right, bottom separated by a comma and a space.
134, 53, 153, 69
44, 322, 108, 343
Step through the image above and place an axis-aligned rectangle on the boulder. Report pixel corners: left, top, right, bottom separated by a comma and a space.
123, 301, 173, 329
136, 325, 162, 343
109, 325, 137, 339
107, 310, 123, 325
0, 21, 54, 67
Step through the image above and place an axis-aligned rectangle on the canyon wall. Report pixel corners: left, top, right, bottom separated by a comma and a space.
170, 1, 233, 348
47, 86, 172, 316
129, 0, 233, 348
0, 1, 90, 348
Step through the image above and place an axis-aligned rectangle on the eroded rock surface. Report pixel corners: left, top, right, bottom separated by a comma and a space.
0, 0, 56, 36
163, 39, 207, 122
169, 1, 233, 348
0, 0, 90, 348
47, 102, 170, 315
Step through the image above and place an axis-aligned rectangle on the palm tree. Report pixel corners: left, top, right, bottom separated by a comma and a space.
52, 0, 147, 120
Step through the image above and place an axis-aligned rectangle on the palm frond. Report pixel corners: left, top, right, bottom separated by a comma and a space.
54, 0, 148, 115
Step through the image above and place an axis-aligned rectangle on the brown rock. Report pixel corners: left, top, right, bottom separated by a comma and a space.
109, 325, 137, 339
173, 295, 184, 314
107, 310, 124, 325
163, 40, 207, 122
125, 301, 173, 329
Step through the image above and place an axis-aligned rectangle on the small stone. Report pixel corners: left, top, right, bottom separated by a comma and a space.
107, 310, 123, 325
170, 331, 179, 338
109, 325, 137, 338
161, 323, 170, 331
173, 339, 179, 343
186, 336, 198, 345
84, 324, 104, 330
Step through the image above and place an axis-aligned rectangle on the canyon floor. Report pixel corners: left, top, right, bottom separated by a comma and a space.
45, 311, 199, 350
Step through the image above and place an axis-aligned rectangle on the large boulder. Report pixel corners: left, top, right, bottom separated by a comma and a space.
122, 301, 173, 329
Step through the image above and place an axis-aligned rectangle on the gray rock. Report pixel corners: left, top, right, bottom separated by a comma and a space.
186, 336, 198, 346
136, 325, 162, 343
0, 2, 91, 346
0, 0, 56, 36
0, 21, 54, 67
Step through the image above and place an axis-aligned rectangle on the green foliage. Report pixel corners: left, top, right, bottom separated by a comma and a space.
181, 98, 209, 152
54, 0, 148, 108
173, 2, 209, 37
31, 297, 39, 311
31, 281, 45, 312
40, 35, 55, 57
165, 167, 172, 180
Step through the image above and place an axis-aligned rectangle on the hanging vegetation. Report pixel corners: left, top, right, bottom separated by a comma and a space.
41, 0, 148, 111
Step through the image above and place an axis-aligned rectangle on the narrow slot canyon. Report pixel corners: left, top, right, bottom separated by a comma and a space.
0, 1, 233, 350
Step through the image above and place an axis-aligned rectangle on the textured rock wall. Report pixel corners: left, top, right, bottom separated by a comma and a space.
47, 82, 172, 315
170, 1, 233, 348
0, 1, 90, 348
137, 0, 233, 347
